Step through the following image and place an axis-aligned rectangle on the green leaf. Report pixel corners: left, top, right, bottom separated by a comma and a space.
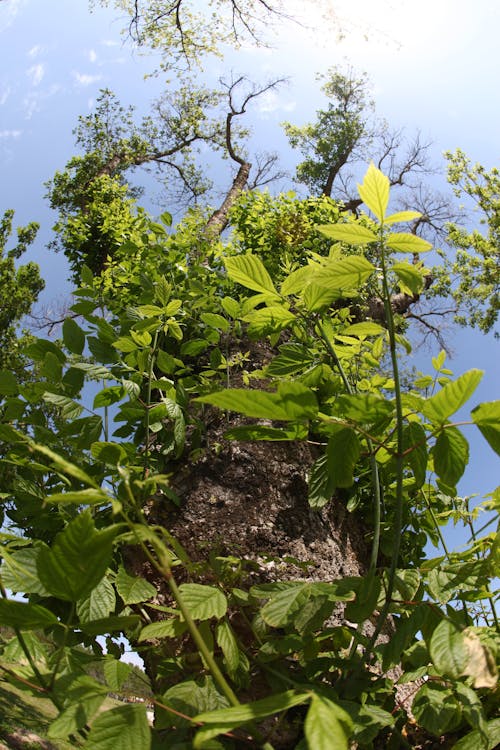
115, 566, 156, 605
27, 441, 99, 488
93, 386, 126, 409
178, 584, 227, 621
357, 162, 390, 221
36, 511, 117, 601
453, 718, 500, 750
216, 619, 240, 674
422, 369, 483, 424
91, 441, 128, 465
320, 256, 375, 291
261, 584, 311, 628
200, 312, 230, 333
384, 210, 422, 225
0, 546, 50, 596
138, 618, 187, 642
77, 576, 116, 623
0, 599, 58, 629
103, 660, 132, 692
317, 223, 378, 245
49, 677, 108, 738
304, 695, 352, 750
224, 254, 278, 295
62, 318, 86, 355
429, 619, 468, 679
196, 382, 317, 421
158, 678, 229, 731
403, 422, 428, 487
472, 401, 500, 456
432, 427, 469, 487
0, 370, 19, 396
42, 392, 83, 420
225, 424, 307, 441
280, 265, 316, 296
302, 283, 345, 312
83, 704, 150, 750
386, 232, 432, 253
335, 393, 394, 424
412, 683, 462, 736
344, 574, 381, 623
392, 261, 425, 294
326, 428, 360, 488
343, 322, 385, 337
194, 690, 309, 724
46, 488, 110, 505
243, 305, 296, 335
308, 454, 334, 509
267, 344, 314, 376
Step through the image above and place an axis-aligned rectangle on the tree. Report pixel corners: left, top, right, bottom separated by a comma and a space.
0, 3, 499, 749
441, 149, 500, 335
0, 210, 44, 376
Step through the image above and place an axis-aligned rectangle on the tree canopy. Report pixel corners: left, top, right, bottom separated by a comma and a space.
0, 2, 499, 750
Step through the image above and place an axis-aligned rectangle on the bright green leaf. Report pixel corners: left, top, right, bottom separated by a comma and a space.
422, 369, 483, 424
386, 233, 432, 254
317, 223, 378, 245
224, 254, 278, 295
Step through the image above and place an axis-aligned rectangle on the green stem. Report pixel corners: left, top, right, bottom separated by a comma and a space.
143, 328, 160, 479
359, 233, 406, 662
464, 500, 499, 632
318, 321, 382, 575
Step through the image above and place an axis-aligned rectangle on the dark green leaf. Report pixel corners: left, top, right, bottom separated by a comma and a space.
403, 422, 428, 487
471, 401, 500, 456
0, 370, 18, 396
432, 427, 469, 487
36, 511, 118, 601
327, 428, 360, 487
62, 318, 86, 355
0, 599, 58, 629
194, 690, 309, 724
83, 704, 151, 750
304, 695, 352, 750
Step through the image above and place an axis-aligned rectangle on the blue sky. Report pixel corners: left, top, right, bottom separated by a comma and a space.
1, 0, 498, 538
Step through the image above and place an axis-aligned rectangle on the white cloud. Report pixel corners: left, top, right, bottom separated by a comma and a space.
88, 49, 98, 63
27, 63, 45, 86
28, 44, 44, 58
73, 71, 103, 87
0, 129, 22, 139
100, 39, 119, 47
23, 83, 61, 119
253, 89, 296, 116
0, 0, 24, 33
0, 85, 11, 106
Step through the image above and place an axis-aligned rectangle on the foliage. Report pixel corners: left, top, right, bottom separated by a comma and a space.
0, 210, 44, 377
283, 67, 373, 197
0, 165, 498, 749
438, 149, 500, 335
